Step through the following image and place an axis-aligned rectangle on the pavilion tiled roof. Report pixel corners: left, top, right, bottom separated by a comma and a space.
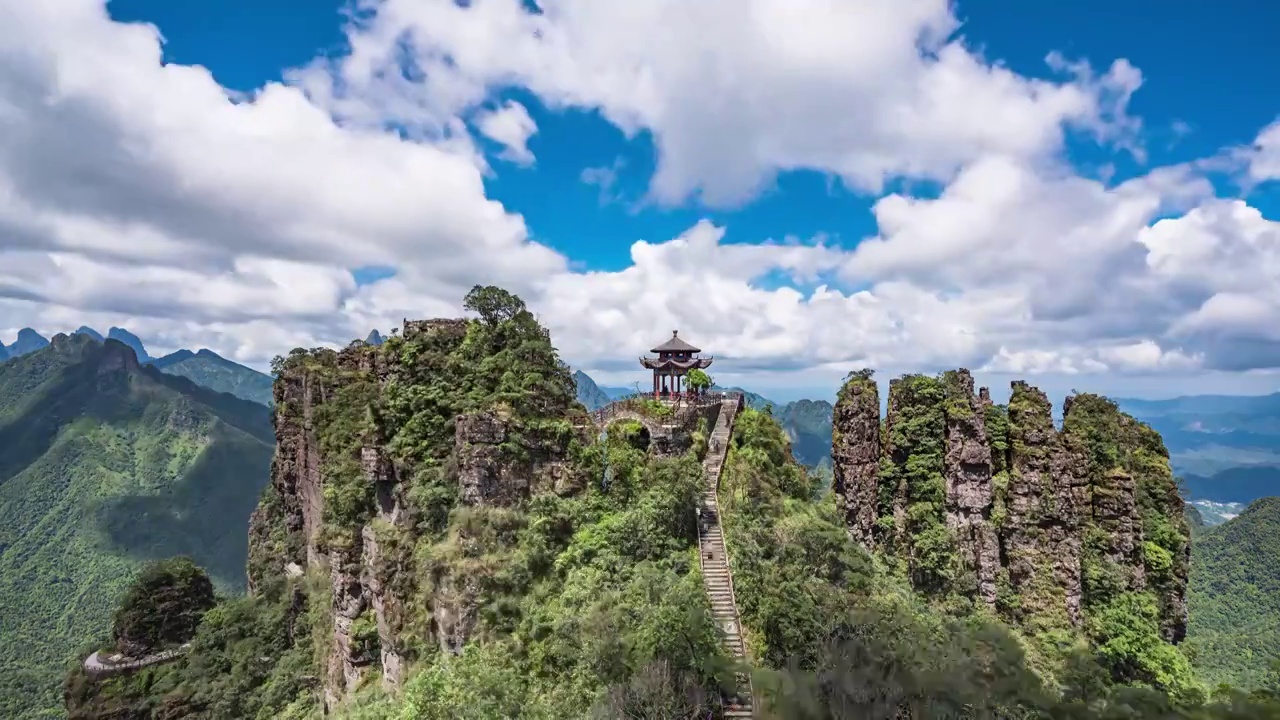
650, 330, 701, 354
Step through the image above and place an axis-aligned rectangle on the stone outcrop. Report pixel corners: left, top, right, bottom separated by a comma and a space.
1090, 468, 1146, 591
880, 378, 912, 550
324, 548, 371, 709
832, 371, 880, 549
248, 314, 593, 710
941, 370, 998, 608
830, 370, 1190, 637
456, 411, 525, 507
456, 408, 578, 507
1004, 381, 1087, 626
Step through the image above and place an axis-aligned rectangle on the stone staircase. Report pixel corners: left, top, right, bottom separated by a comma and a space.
699, 394, 754, 718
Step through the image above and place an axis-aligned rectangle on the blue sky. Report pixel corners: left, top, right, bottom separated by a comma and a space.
107, 0, 1279, 271
2, 1, 1279, 404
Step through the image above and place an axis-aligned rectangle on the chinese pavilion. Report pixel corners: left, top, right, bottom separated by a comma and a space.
640, 331, 713, 398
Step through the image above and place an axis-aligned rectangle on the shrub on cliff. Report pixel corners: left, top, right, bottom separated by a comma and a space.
111, 557, 216, 656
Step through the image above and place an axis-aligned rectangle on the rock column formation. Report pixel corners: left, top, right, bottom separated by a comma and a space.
1090, 467, 1146, 591
1004, 381, 1088, 626
830, 370, 1189, 636
880, 378, 912, 551
248, 316, 595, 711
248, 322, 458, 710
831, 371, 880, 548
941, 370, 999, 608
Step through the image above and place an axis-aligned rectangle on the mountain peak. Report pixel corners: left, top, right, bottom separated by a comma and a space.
365, 329, 385, 346
74, 326, 104, 343
98, 339, 141, 374
106, 327, 151, 363
6, 327, 49, 358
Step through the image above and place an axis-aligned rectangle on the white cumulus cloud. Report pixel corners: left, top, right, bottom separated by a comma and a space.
1, 0, 1279, 403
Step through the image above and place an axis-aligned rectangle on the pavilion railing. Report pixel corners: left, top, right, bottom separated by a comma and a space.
587, 391, 742, 428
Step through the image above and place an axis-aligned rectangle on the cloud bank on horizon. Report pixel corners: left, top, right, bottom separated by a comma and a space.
0, 0, 1278, 394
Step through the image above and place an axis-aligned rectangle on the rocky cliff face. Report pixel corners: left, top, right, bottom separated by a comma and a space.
832, 369, 1190, 641
1002, 381, 1088, 627
831, 371, 879, 548
244, 306, 590, 711
941, 370, 999, 608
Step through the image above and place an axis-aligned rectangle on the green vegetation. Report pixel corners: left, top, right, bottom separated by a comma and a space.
1063, 393, 1193, 672
879, 374, 953, 592
66, 575, 327, 720
1185, 497, 1280, 691
111, 557, 216, 655
685, 368, 713, 392
0, 336, 274, 718
154, 349, 274, 406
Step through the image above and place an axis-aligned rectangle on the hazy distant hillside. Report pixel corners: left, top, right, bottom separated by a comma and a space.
0, 336, 274, 717
1118, 392, 1280, 506
1187, 500, 1245, 526
776, 398, 833, 469
3, 328, 49, 358
4, 327, 273, 408
106, 327, 152, 363
153, 348, 273, 406
572, 369, 611, 410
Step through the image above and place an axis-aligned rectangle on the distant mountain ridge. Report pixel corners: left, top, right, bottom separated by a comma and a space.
154, 349, 273, 406
1115, 391, 1280, 508
106, 327, 152, 363
3, 328, 49, 358
2, 327, 272, 406
572, 369, 611, 410
0, 335, 274, 715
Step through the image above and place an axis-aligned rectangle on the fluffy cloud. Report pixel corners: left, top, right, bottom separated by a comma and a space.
475, 100, 538, 166
308, 0, 1144, 207
0, 0, 559, 361
2, 0, 1280, 397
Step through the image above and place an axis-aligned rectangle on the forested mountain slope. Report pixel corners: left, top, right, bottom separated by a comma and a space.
0, 335, 274, 718
1185, 496, 1280, 690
